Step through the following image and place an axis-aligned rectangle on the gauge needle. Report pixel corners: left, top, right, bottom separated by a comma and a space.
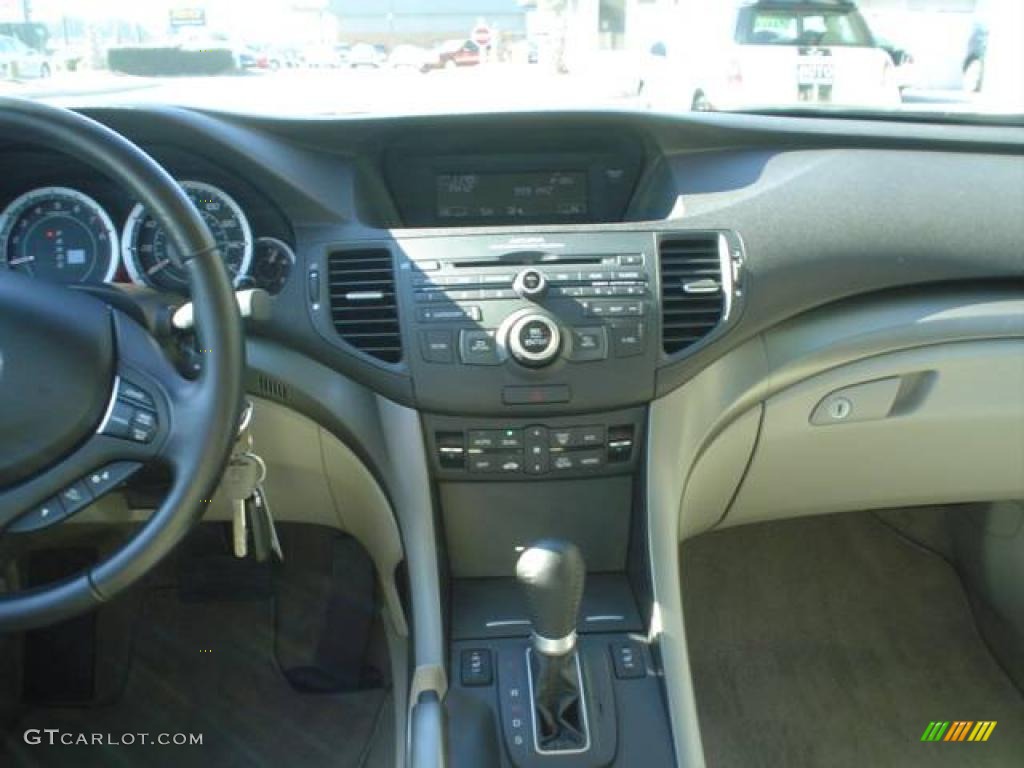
8, 255, 35, 266
147, 259, 170, 275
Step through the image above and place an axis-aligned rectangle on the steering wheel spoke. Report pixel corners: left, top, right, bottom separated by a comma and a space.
0, 310, 190, 533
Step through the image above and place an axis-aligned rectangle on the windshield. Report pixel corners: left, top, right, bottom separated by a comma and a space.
0, 0, 1021, 120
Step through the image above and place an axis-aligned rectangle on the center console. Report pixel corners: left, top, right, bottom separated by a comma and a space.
386, 230, 679, 766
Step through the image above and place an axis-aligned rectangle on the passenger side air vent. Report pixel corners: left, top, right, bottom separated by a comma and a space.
327, 248, 403, 364
659, 235, 727, 355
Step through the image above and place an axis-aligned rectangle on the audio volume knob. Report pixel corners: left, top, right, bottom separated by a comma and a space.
507, 314, 561, 367
514, 268, 547, 299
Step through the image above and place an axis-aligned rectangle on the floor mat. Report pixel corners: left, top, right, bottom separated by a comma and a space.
2, 590, 389, 768
681, 512, 1024, 768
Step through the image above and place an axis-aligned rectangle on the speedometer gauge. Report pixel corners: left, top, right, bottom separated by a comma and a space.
0, 187, 119, 284
122, 181, 252, 293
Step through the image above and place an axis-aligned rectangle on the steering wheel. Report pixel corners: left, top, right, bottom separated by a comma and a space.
0, 98, 244, 631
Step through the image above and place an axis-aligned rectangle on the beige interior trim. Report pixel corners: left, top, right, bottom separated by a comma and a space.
75, 396, 408, 636
723, 339, 1024, 527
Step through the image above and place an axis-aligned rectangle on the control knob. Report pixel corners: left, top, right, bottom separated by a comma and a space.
505, 313, 561, 367
513, 268, 548, 299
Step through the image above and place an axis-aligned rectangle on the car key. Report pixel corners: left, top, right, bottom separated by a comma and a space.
221, 452, 265, 558
248, 486, 283, 563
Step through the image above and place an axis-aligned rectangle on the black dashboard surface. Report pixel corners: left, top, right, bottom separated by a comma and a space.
2, 107, 1021, 408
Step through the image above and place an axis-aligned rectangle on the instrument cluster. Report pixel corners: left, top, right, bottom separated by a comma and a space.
0, 181, 294, 295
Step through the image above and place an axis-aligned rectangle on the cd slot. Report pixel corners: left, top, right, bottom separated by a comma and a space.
453, 254, 608, 269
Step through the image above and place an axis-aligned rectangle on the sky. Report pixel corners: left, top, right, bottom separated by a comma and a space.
11, 0, 332, 42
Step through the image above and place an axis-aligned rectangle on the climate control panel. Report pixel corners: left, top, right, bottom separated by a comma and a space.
424, 408, 643, 480
397, 231, 659, 414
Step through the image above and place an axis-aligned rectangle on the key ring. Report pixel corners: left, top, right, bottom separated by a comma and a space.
243, 451, 267, 486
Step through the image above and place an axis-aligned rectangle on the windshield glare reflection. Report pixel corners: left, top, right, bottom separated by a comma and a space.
0, 0, 1020, 119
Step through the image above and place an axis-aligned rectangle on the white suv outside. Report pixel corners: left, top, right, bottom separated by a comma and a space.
641, 0, 900, 112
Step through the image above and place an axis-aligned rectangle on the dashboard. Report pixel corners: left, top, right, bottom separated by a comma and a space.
1, 107, 1021, 422
3, 103, 1023, 768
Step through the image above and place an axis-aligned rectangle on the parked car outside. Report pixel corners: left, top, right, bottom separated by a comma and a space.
640, 0, 900, 112
0, 34, 52, 79
347, 43, 380, 69
388, 44, 429, 73
429, 39, 480, 71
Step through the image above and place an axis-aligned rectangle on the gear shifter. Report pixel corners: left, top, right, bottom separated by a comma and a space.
516, 540, 587, 752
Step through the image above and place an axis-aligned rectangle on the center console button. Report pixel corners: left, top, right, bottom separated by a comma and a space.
576, 449, 605, 469
420, 330, 454, 364
550, 426, 604, 449
469, 453, 523, 473
460, 330, 502, 366
551, 453, 576, 471
525, 426, 550, 474
468, 430, 499, 451
611, 322, 646, 358
568, 327, 607, 362
460, 649, 493, 687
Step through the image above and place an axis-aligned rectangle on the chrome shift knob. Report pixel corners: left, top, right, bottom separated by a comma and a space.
515, 539, 585, 656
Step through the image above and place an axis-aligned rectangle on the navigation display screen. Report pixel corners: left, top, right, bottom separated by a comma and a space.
436, 171, 587, 221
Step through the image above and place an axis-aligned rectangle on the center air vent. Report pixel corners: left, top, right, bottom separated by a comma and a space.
327, 248, 402, 364
659, 235, 727, 355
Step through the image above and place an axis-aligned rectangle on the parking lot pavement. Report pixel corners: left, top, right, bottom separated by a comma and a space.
2, 65, 979, 115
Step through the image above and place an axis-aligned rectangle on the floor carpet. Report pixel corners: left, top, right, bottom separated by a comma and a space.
681, 512, 1024, 768
1, 590, 391, 767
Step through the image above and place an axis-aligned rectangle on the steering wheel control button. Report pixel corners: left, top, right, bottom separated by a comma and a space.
102, 400, 136, 439
119, 380, 156, 409
86, 462, 143, 497
508, 314, 561, 367
7, 497, 68, 533
59, 481, 94, 514
513, 268, 547, 299
568, 326, 607, 362
460, 330, 502, 365
420, 330, 454, 364
100, 380, 161, 443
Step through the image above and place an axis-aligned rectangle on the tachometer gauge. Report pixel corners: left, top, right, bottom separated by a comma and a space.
122, 181, 252, 293
248, 237, 295, 295
0, 187, 119, 284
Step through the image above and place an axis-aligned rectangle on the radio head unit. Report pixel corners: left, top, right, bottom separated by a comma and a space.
396, 232, 659, 415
